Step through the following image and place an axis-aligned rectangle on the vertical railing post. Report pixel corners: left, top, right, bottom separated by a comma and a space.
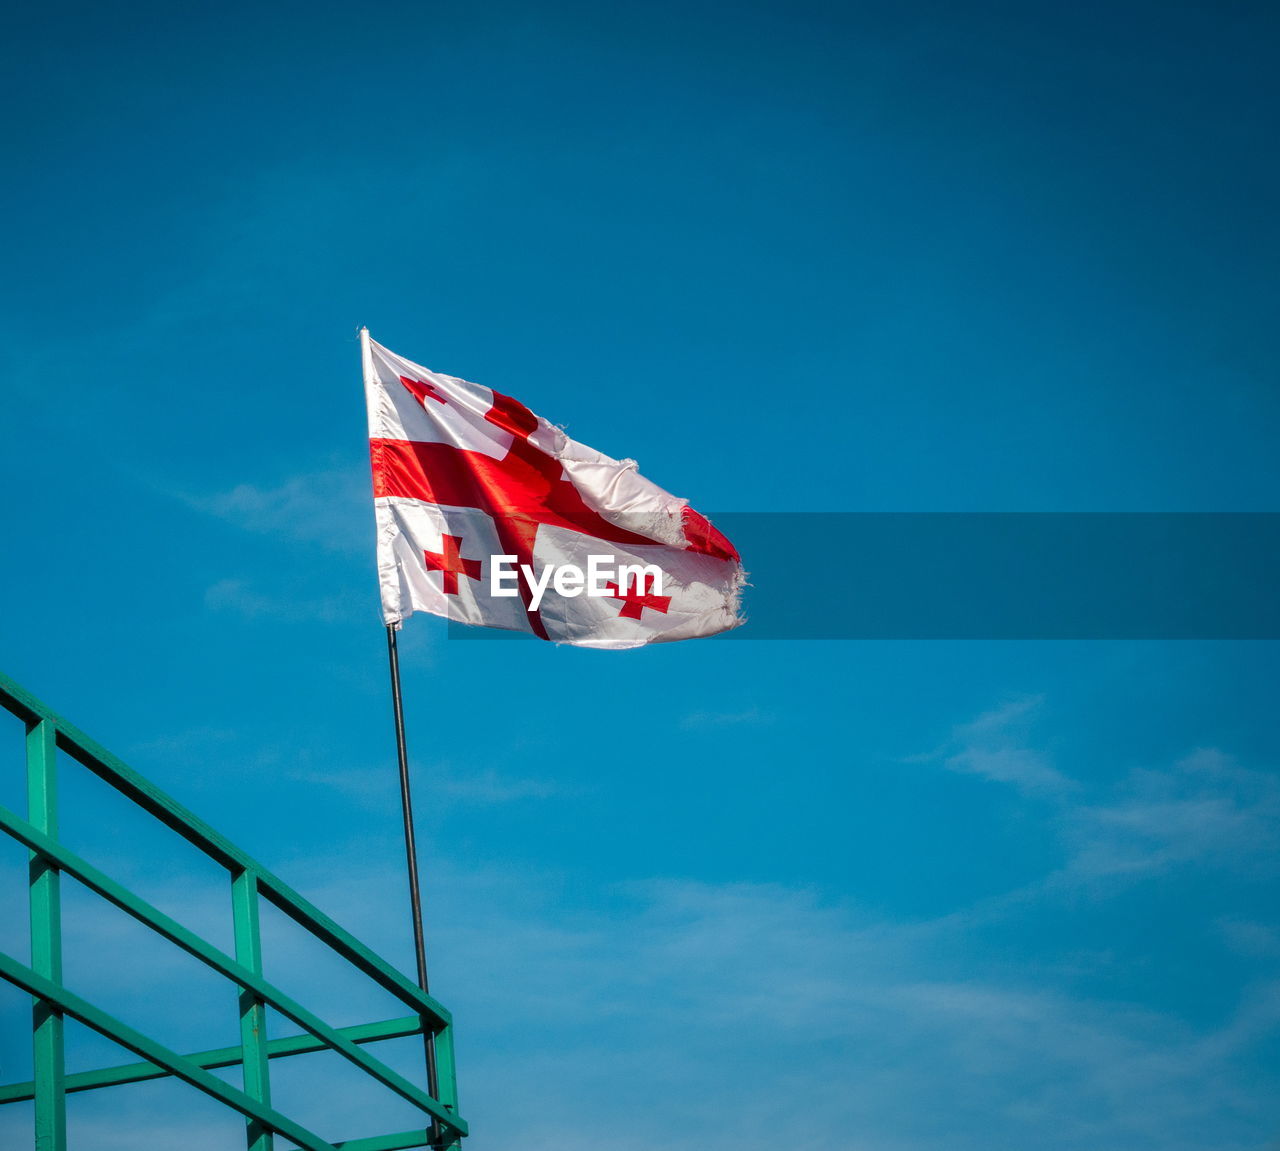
434, 1022, 461, 1149
27, 719, 66, 1151
232, 868, 273, 1151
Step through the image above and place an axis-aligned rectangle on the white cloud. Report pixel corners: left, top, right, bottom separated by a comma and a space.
191, 465, 369, 552
915, 700, 1279, 885
203, 577, 353, 623
285, 764, 568, 809
279, 860, 1280, 1151
433, 768, 566, 804
679, 707, 773, 730
913, 695, 1073, 795
944, 744, 1068, 792
1217, 918, 1280, 959
1067, 749, 1280, 880
10, 693, 1279, 1151
285, 766, 399, 809
126, 725, 238, 762
8, 834, 1278, 1151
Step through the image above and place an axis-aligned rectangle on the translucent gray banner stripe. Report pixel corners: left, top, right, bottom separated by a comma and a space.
449, 514, 1280, 641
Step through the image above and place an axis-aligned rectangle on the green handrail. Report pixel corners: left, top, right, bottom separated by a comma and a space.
0, 670, 466, 1151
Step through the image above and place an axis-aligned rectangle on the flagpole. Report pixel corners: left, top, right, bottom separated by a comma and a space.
385, 625, 441, 1098
365, 326, 442, 1144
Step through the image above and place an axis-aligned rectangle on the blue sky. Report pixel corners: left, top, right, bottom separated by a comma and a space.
2, 1, 1279, 1148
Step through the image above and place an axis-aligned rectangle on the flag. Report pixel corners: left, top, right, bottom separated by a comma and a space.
361, 331, 743, 649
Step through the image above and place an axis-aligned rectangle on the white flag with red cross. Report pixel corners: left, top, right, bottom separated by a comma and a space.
361, 331, 744, 650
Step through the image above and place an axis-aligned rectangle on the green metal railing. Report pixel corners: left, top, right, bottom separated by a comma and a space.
0, 670, 467, 1151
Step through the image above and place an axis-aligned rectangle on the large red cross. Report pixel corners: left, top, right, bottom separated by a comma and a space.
371, 385, 735, 636
399, 375, 447, 407
423, 533, 482, 595
605, 574, 672, 620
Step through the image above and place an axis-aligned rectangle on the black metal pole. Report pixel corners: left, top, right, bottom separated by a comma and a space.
385, 623, 442, 1141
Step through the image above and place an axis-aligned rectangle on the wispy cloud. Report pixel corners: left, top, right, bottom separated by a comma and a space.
10, 822, 1277, 1151
679, 707, 773, 730
285, 765, 399, 809
913, 703, 1279, 888
126, 725, 238, 762
286, 763, 568, 808
1217, 917, 1280, 959
279, 860, 1280, 1151
911, 695, 1073, 795
434, 768, 566, 804
1067, 749, 1280, 879
187, 465, 369, 552
12, 691, 1277, 1151
203, 577, 354, 623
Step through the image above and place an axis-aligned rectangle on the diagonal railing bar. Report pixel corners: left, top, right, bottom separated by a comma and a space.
255, 874, 451, 1028
0, 804, 466, 1136
334, 1131, 434, 1151
0, 670, 451, 1030
1, 670, 467, 1149
0, 952, 338, 1151
0, 1015, 425, 1102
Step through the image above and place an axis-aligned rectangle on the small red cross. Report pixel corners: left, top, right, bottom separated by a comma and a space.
423, 534, 482, 595
399, 375, 447, 407
605, 574, 672, 620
